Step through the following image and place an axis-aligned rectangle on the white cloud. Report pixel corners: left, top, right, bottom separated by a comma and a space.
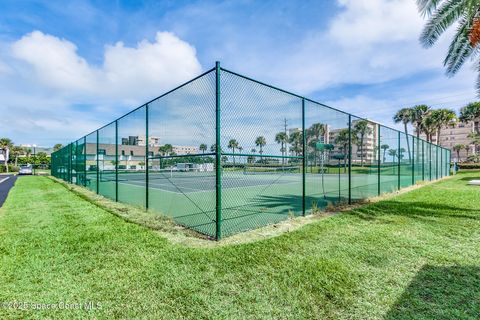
10, 30, 201, 100
329, 0, 423, 47
1, 30, 202, 145
219, 0, 460, 95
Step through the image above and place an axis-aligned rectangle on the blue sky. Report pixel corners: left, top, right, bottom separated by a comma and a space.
0, 0, 477, 147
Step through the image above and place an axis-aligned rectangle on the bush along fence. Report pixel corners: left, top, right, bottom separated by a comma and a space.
51, 62, 451, 240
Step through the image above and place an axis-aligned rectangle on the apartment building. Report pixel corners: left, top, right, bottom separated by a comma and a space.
418, 120, 479, 161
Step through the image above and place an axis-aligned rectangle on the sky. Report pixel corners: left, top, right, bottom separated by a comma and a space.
0, 0, 478, 147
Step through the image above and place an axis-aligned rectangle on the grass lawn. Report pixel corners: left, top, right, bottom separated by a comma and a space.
0, 172, 479, 319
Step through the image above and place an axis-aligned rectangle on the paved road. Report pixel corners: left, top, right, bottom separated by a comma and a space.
0, 175, 17, 207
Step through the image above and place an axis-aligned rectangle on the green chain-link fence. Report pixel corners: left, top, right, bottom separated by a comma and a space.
51, 62, 451, 240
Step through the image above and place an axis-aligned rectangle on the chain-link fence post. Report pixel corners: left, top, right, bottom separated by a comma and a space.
302, 98, 306, 216
96, 130, 99, 194
115, 120, 118, 202
411, 135, 415, 185
397, 131, 400, 190
215, 61, 222, 240
348, 114, 352, 204
146, 103, 149, 210
422, 140, 425, 181
84, 136, 87, 187
377, 125, 381, 196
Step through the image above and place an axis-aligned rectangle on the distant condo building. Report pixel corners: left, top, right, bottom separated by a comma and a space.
417, 119, 479, 161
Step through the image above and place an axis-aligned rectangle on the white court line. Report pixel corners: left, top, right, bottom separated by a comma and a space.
0, 176, 10, 184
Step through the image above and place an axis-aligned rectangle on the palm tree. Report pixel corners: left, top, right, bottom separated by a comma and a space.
334, 129, 350, 172
23, 147, 32, 157
394, 108, 413, 160
430, 109, 457, 146
248, 148, 256, 164
388, 149, 397, 163
420, 114, 437, 143
159, 144, 173, 156
418, 1, 480, 95
228, 139, 239, 167
453, 144, 465, 162
0, 138, 13, 173
353, 120, 372, 167
381, 144, 389, 162
411, 105, 431, 139
398, 148, 406, 161
275, 132, 288, 165
255, 136, 266, 162
306, 123, 326, 168
199, 144, 207, 154
459, 102, 480, 133
11, 146, 24, 167
288, 132, 303, 157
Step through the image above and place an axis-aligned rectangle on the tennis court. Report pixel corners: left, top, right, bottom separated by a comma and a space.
51, 62, 451, 239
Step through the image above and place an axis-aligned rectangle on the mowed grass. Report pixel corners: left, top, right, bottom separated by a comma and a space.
0, 172, 479, 319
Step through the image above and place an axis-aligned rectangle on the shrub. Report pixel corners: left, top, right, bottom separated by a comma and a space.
0, 165, 19, 173
457, 163, 480, 170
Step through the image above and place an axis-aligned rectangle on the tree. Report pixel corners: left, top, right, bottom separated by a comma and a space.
158, 144, 173, 156
353, 120, 372, 166
255, 136, 266, 162
418, 1, 480, 95
306, 123, 326, 168
334, 129, 350, 172
394, 108, 413, 159
11, 146, 24, 167
453, 144, 465, 161
275, 132, 288, 165
53, 143, 63, 152
420, 114, 437, 143
410, 105, 431, 139
248, 148, 256, 164
0, 138, 13, 173
23, 147, 32, 157
228, 139, 239, 167
288, 132, 302, 157
388, 149, 397, 163
459, 102, 480, 133
468, 132, 480, 154
381, 144, 390, 162
199, 144, 207, 154
430, 109, 457, 146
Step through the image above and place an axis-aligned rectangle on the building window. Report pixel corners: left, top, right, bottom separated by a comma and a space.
130, 150, 134, 156
98, 149, 106, 155
121, 150, 125, 156
148, 151, 153, 157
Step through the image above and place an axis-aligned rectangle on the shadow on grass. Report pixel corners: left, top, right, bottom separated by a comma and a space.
349, 200, 480, 222
457, 176, 480, 182
385, 265, 480, 319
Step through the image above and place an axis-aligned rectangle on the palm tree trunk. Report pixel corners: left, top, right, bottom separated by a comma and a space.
404, 123, 411, 162
360, 136, 364, 166
436, 129, 441, 146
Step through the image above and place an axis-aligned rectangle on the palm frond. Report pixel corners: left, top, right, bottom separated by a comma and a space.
417, 0, 444, 16
444, 16, 474, 75
420, 0, 467, 48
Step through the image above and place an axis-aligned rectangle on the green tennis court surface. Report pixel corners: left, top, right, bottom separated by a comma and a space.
87, 171, 405, 236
